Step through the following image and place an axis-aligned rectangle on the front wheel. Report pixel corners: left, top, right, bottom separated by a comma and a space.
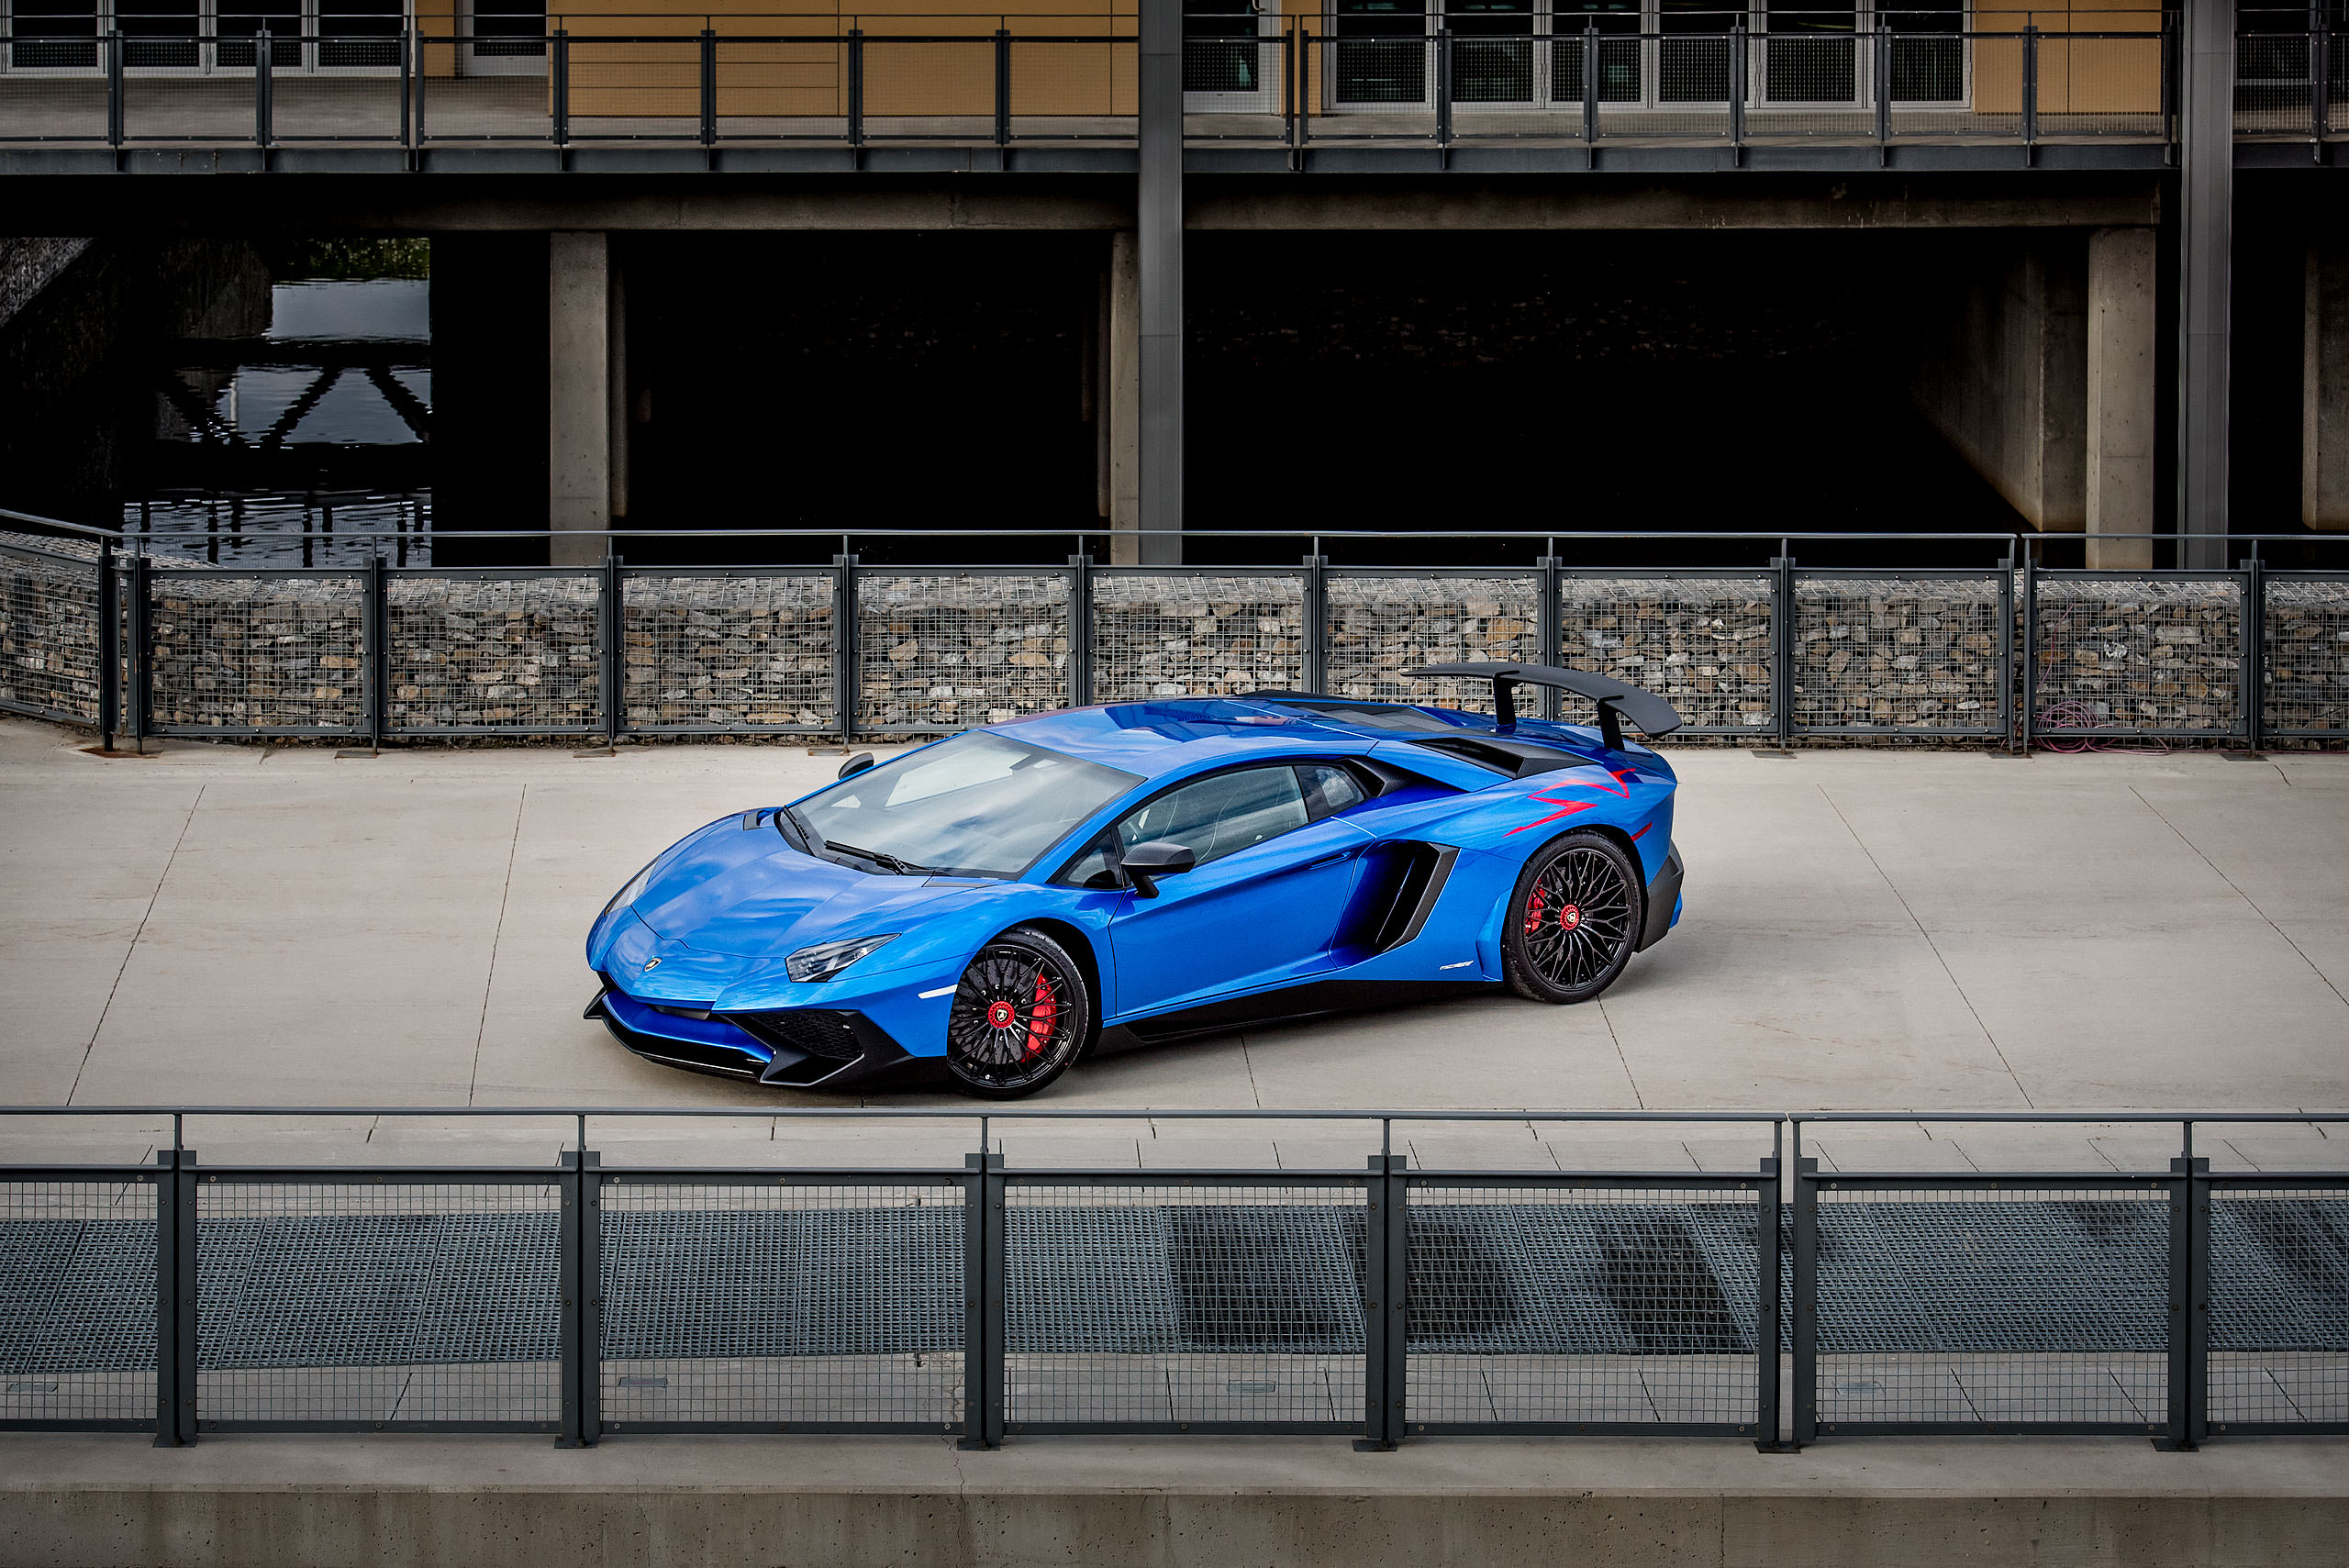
1502, 829, 1642, 1004
943, 925, 1092, 1098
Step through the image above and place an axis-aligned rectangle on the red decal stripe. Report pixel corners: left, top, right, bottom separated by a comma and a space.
1506, 766, 1643, 836
1631, 822, 1651, 842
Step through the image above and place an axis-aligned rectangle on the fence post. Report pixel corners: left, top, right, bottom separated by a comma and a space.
129, 550, 151, 751
1730, 22, 1746, 158
1435, 28, 1453, 150
1772, 552, 1796, 744
699, 28, 718, 149
2017, 544, 2040, 753
1582, 20, 1599, 144
995, 28, 1012, 148
1301, 554, 1329, 694
398, 26, 412, 150
600, 552, 624, 745
552, 29, 571, 147
847, 28, 864, 148
2021, 24, 2039, 159
106, 31, 125, 150
1537, 553, 1563, 719
1754, 1155, 1784, 1451
1297, 22, 1313, 156
960, 1151, 1005, 1449
558, 1149, 602, 1447
153, 1147, 197, 1447
833, 553, 860, 744
2161, 8, 2179, 154
97, 540, 118, 752
1066, 553, 1094, 707
2313, 3, 2331, 152
1873, 20, 1890, 156
409, 24, 426, 151
255, 28, 273, 150
2162, 1153, 2210, 1450
1284, 23, 1299, 163
1354, 1151, 1408, 1449
364, 555, 388, 751
1998, 548, 2018, 750
2242, 552, 2265, 752
1790, 1155, 1817, 1448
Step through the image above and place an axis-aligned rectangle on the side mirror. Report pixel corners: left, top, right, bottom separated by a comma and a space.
1119, 839, 1197, 899
837, 751, 875, 781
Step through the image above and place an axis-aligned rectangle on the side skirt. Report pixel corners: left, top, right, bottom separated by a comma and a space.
1094, 977, 1497, 1054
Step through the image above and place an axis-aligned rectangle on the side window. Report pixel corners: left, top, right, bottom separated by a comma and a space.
1120, 766, 1311, 869
1296, 762, 1366, 821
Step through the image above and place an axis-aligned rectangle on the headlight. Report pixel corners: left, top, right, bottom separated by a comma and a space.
786, 933, 899, 984
605, 857, 659, 917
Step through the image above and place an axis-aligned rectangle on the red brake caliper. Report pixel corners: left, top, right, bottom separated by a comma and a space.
1025, 971, 1058, 1058
1523, 884, 1548, 936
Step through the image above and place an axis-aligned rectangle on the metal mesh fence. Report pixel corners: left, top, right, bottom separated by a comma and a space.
623, 571, 834, 732
0, 1176, 157, 1429
1406, 1184, 1762, 1432
1793, 574, 2003, 734
0, 68, 111, 140
0, 538, 103, 725
149, 571, 365, 734
857, 571, 1069, 734
598, 1179, 964, 1430
1813, 1184, 2169, 1433
2263, 575, 2349, 737
415, 61, 553, 141
2209, 1185, 2349, 1431
1004, 1182, 1365, 1430
1559, 573, 1776, 734
2032, 573, 2244, 739
386, 573, 602, 734
1324, 574, 1541, 714
2235, 23, 2316, 135
1091, 572, 1305, 702
195, 1180, 562, 1429
709, 34, 851, 139
270, 72, 408, 142
1011, 35, 1139, 131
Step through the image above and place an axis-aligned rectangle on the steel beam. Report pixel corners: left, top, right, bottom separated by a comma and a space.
2178, 0, 2235, 566
1136, 0, 1183, 563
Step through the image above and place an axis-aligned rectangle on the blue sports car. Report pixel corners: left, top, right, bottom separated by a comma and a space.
584, 664, 1686, 1098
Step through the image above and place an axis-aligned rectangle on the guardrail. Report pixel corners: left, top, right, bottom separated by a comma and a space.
3, 517, 2344, 751
0, 1106, 2340, 1449
0, 12, 2221, 157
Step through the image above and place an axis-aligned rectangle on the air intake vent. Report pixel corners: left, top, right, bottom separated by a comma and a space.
738, 1009, 865, 1062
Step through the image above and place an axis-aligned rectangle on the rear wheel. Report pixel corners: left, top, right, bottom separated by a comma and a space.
1502, 830, 1642, 1004
944, 925, 1091, 1098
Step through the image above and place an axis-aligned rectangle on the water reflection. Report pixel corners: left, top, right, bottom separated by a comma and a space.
129, 269, 433, 566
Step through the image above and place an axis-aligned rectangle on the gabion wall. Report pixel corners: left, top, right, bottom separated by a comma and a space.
1324, 575, 1540, 712
150, 573, 365, 732
2032, 576, 2243, 734
858, 573, 1070, 732
1559, 575, 1776, 732
2265, 577, 2349, 736
0, 534, 101, 725
386, 575, 602, 733
1092, 573, 1305, 700
626, 573, 833, 732
1792, 576, 2005, 732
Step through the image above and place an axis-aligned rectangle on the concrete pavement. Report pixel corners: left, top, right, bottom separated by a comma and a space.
1, 717, 2344, 1169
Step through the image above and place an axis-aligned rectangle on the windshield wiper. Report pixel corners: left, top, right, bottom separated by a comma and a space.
774, 806, 812, 852
822, 840, 930, 876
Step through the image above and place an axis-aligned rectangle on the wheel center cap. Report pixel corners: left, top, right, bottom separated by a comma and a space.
986, 1000, 1016, 1029
1559, 905, 1583, 931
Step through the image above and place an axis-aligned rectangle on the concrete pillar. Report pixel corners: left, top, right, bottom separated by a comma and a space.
1909, 235, 2086, 535
1136, 0, 1183, 564
548, 230, 611, 568
2087, 228, 2157, 569
1108, 229, 1143, 564
2177, 0, 2234, 565
2305, 227, 2349, 530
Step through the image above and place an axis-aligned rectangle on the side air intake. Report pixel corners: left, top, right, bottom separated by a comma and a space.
1368, 843, 1459, 954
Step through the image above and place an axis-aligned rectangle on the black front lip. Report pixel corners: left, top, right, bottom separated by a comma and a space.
586, 980, 917, 1090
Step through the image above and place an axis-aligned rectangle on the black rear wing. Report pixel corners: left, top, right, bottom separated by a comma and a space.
1407, 662, 1685, 752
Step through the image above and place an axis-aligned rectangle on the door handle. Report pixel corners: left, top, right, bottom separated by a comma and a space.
1304, 849, 1358, 870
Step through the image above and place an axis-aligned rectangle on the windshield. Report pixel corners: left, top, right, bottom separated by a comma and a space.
790, 731, 1141, 879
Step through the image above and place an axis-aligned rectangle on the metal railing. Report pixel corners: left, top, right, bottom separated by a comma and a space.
2, 9, 2280, 155
5, 515, 2346, 751
0, 1106, 2341, 1448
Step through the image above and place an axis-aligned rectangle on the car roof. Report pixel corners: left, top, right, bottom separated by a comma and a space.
997, 695, 1589, 779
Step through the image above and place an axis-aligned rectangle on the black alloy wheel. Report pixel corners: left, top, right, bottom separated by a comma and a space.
1502, 829, 1642, 1004
944, 925, 1092, 1098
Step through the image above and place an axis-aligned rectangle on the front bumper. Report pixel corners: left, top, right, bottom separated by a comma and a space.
586, 982, 915, 1089
1636, 840, 1685, 952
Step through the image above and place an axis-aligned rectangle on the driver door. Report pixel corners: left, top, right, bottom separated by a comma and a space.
1075, 763, 1374, 1020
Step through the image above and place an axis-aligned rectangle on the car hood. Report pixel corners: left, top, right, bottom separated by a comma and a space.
631, 817, 982, 959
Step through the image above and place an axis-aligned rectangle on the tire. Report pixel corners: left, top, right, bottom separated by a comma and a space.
943, 925, 1093, 1099
1502, 829, 1642, 1005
